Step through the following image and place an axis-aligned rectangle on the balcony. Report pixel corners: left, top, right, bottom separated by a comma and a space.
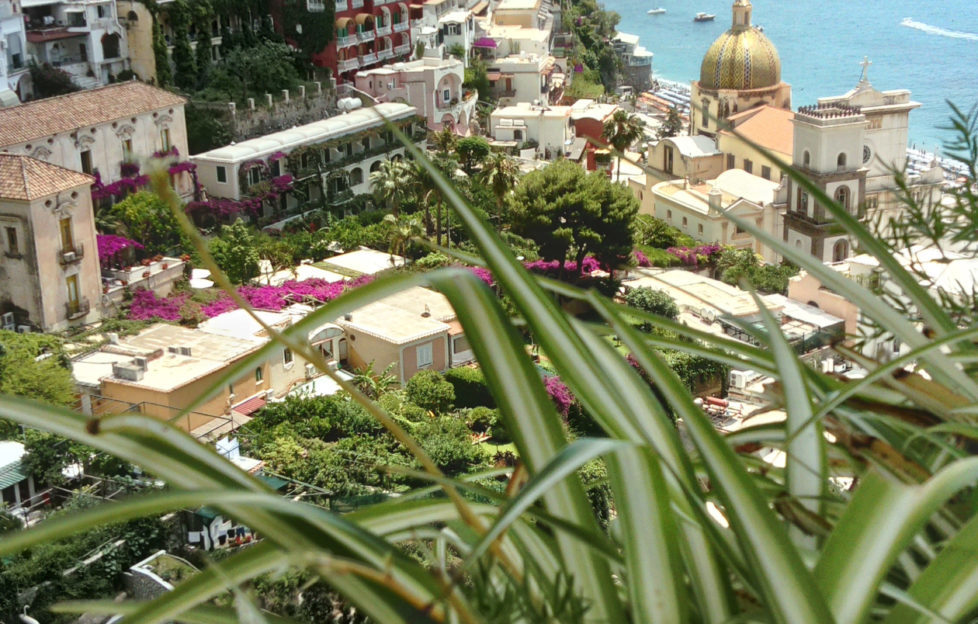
360, 51, 378, 65
307, 0, 326, 10
373, 0, 393, 5
376, 23, 392, 36
335, 0, 347, 10
394, 42, 410, 56
410, 18, 422, 28
337, 57, 360, 72
337, 33, 357, 48
393, 21, 408, 32
350, 0, 364, 7
66, 297, 91, 321
377, 47, 393, 60
357, 29, 374, 42
58, 243, 84, 266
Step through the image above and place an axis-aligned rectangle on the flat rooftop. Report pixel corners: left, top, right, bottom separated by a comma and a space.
321, 249, 405, 275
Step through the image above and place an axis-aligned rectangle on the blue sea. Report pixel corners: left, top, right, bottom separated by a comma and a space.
614, 0, 978, 149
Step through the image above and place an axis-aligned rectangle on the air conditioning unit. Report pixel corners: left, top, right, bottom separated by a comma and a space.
305, 363, 317, 379
327, 360, 339, 372
63, 251, 76, 262
179, 346, 192, 356
2, 312, 14, 331
16, 325, 31, 334
133, 356, 148, 370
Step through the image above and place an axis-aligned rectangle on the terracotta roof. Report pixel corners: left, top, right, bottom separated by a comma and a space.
719, 105, 794, 157
0, 81, 186, 147
0, 154, 93, 200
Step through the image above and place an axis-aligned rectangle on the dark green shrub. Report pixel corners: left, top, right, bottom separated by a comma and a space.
444, 367, 495, 408
468, 406, 495, 433
405, 370, 455, 413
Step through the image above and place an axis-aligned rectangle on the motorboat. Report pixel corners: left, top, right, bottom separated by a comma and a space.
647, 7, 666, 14
694, 12, 716, 22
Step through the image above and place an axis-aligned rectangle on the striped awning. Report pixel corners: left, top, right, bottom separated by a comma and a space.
0, 462, 26, 490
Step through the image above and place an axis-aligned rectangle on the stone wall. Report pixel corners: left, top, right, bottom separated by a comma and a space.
194, 80, 339, 143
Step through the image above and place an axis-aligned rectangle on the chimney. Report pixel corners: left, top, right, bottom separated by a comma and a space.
708, 185, 722, 213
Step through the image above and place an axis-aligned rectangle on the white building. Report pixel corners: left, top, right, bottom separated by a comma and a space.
486, 53, 558, 106
1, 0, 31, 104
190, 102, 425, 218
0, 81, 191, 198
484, 0, 553, 58
490, 101, 571, 158
612, 32, 653, 92
651, 168, 787, 264
355, 56, 478, 134
22, 0, 129, 89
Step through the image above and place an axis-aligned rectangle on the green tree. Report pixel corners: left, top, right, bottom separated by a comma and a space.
351, 362, 398, 400
455, 136, 491, 175
209, 220, 261, 284
480, 152, 520, 216
170, 23, 196, 90
657, 106, 684, 139
194, 32, 212, 89
184, 103, 231, 154
463, 56, 490, 101
602, 109, 644, 182
383, 214, 423, 263
28, 63, 80, 98
0, 330, 74, 407
509, 159, 638, 272
369, 158, 409, 218
405, 370, 455, 414
430, 126, 458, 155
413, 416, 484, 474
211, 41, 301, 102
625, 287, 679, 323
108, 191, 182, 255
151, 20, 172, 87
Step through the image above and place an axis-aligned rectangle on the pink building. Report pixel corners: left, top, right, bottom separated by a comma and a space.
355, 56, 478, 134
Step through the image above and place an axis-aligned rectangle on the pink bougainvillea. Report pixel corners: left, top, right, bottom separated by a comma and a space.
666, 244, 723, 267
128, 288, 189, 321
544, 375, 574, 417
97, 234, 144, 265
129, 275, 377, 321
634, 249, 651, 267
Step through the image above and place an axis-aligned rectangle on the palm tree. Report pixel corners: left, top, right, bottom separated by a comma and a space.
480, 152, 521, 219
383, 213, 423, 264
602, 109, 645, 182
369, 159, 409, 217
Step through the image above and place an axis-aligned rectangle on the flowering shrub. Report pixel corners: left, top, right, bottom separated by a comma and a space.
129, 289, 189, 321
130, 275, 377, 321
468, 266, 495, 287
464, 257, 605, 289
544, 375, 574, 417
97, 234, 144, 267
666, 244, 723, 267
634, 249, 652, 267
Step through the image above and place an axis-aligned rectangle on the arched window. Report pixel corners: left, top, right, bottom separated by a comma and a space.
255, 367, 263, 383
701, 99, 710, 130
800, 191, 809, 214
802, 150, 811, 167
350, 167, 364, 185
837, 152, 847, 169
835, 186, 850, 212
370, 160, 382, 173
832, 239, 849, 262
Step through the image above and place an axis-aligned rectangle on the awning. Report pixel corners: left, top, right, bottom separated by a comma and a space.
232, 394, 267, 416
486, 71, 501, 81
336, 17, 353, 28
0, 463, 26, 490
472, 36, 497, 48
355, 13, 373, 25
259, 474, 289, 491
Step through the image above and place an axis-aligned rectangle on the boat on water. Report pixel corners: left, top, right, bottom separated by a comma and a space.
694, 12, 716, 22
647, 7, 666, 15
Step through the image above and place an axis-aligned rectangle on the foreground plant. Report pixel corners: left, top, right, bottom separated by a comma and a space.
1, 110, 978, 624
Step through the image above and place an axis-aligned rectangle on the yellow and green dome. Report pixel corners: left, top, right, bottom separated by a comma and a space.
699, 4, 781, 90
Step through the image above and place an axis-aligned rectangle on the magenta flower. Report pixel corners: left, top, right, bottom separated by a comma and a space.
544, 375, 574, 417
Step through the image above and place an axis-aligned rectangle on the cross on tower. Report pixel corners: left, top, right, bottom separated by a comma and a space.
859, 56, 872, 83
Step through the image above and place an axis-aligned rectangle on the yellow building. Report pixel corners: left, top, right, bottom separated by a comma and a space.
0, 155, 99, 331
690, 0, 791, 137
716, 105, 794, 181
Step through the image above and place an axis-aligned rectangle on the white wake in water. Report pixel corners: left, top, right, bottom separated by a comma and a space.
901, 17, 978, 41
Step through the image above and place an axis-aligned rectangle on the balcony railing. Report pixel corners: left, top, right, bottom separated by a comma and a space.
376, 23, 392, 36
335, 0, 347, 10
66, 297, 91, 321
373, 0, 393, 5
58, 243, 84, 266
337, 57, 360, 72
377, 47, 393, 60
357, 29, 374, 42
336, 33, 357, 48
350, 0, 364, 7
360, 51, 378, 65
394, 42, 410, 56
499, 89, 516, 98
393, 21, 408, 32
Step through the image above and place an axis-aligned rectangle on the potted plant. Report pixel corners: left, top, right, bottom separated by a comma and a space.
142, 270, 150, 279
161, 262, 169, 270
